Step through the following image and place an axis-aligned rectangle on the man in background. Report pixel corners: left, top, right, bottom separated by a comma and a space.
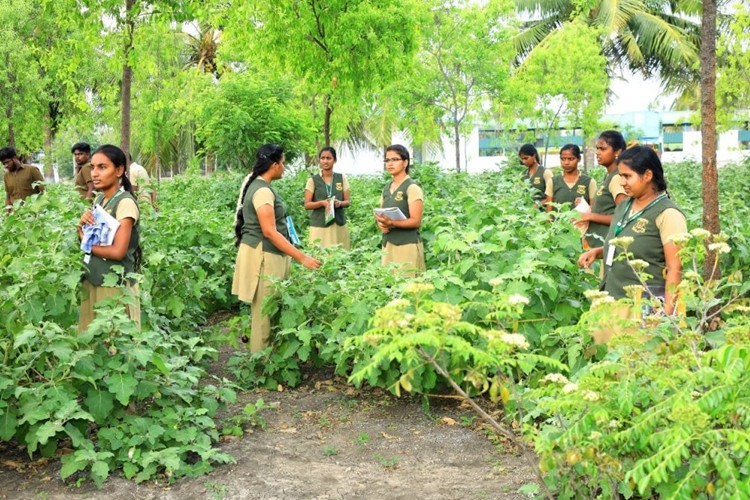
72, 142, 94, 200
2, 146, 44, 213
129, 154, 158, 211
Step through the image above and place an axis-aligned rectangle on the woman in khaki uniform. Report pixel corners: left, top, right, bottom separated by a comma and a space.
232, 144, 321, 353
578, 130, 627, 249
519, 143, 553, 209
304, 147, 351, 249
76, 145, 141, 331
578, 146, 686, 335
375, 144, 425, 277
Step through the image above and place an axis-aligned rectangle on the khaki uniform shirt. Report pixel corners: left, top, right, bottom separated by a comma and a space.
4, 164, 44, 204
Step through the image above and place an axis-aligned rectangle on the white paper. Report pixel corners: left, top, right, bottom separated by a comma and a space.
92, 205, 121, 246
575, 197, 590, 214
373, 207, 407, 221
325, 196, 335, 224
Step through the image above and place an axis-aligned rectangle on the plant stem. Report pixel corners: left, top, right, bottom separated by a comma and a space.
417, 348, 554, 500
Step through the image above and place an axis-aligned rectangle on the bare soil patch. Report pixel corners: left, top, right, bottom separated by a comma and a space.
1, 367, 538, 499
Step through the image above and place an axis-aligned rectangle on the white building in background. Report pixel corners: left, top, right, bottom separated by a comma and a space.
333, 110, 750, 175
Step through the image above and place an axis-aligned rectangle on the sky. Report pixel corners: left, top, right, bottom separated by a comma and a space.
606, 70, 678, 115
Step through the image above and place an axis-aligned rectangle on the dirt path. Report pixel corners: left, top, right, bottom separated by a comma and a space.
1, 375, 538, 499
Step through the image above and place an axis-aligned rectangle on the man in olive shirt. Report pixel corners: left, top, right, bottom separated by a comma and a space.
72, 142, 94, 200
2, 146, 44, 213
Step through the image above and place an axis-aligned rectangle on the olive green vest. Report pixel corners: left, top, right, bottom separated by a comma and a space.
240, 178, 289, 255
84, 190, 140, 287
551, 173, 592, 209
309, 172, 346, 227
523, 166, 547, 201
602, 196, 681, 299
382, 177, 420, 246
586, 168, 619, 247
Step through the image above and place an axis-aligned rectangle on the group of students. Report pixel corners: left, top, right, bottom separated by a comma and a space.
519, 130, 687, 318
232, 143, 425, 352
4, 133, 687, 348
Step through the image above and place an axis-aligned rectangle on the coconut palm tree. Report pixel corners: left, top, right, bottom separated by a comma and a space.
513, 0, 701, 91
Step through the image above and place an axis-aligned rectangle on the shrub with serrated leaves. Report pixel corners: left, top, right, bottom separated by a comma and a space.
528, 235, 750, 498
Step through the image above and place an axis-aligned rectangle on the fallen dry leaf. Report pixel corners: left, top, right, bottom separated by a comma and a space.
441, 417, 457, 426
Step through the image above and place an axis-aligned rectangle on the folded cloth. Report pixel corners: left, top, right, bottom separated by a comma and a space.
80, 205, 121, 253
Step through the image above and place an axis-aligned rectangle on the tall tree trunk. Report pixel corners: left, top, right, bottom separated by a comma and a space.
120, 0, 136, 160
700, 0, 720, 281
454, 122, 461, 172
323, 95, 333, 147
44, 115, 53, 179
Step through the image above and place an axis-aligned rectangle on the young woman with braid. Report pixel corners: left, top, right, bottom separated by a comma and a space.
578, 130, 627, 249
77, 144, 142, 332
304, 147, 351, 249
232, 144, 321, 353
578, 146, 686, 316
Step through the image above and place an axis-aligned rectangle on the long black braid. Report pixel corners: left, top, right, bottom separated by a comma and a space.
234, 144, 284, 247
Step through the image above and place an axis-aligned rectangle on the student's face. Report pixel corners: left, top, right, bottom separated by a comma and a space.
618, 163, 652, 198
73, 150, 90, 166
595, 139, 619, 167
384, 152, 407, 176
318, 152, 335, 171
90, 152, 124, 191
519, 154, 537, 168
559, 150, 579, 173
271, 154, 286, 180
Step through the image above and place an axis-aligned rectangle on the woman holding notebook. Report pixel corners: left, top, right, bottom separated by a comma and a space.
374, 144, 425, 277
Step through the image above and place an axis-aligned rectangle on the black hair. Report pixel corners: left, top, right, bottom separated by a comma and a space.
92, 144, 135, 195
234, 144, 284, 247
92, 144, 141, 271
560, 144, 581, 159
518, 143, 540, 164
0, 147, 17, 162
71, 142, 91, 154
385, 144, 411, 173
616, 145, 667, 192
598, 130, 626, 153
318, 147, 337, 162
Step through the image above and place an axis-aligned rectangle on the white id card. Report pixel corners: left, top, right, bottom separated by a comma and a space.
84, 254, 91, 264
605, 245, 615, 266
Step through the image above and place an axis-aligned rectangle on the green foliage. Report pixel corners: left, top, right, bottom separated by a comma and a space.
528, 235, 750, 499
194, 73, 316, 168
0, 184, 236, 486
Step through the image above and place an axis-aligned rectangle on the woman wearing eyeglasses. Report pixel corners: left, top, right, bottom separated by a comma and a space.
374, 144, 425, 277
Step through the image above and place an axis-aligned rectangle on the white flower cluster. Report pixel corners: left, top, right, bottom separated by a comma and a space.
592, 295, 615, 307
582, 390, 600, 402
668, 232, 692, 245
508, 294, 530, 306
386, 298, 410, 309
500, 333, 530, 350
690, 228, 711, 239
708, 242, 731, 254
562, 383, 578, 394
432, 303, 461, 322
589, 431, 603, 440
609, 236, 634, 248
628, 259, 649, 273
542, 373, 570, 385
